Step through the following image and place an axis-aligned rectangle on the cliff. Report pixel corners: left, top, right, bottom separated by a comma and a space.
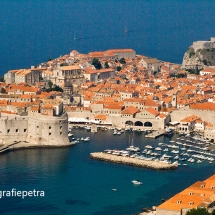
182, 46, 215, 69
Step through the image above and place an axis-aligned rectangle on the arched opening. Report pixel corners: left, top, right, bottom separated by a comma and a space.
144, 121, 152, 127
125, 121, 133, 126
134, 121, 143, 126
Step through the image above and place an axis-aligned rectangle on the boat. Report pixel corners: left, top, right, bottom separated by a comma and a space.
83, 137, 90, 142
112, 188, 117, 191
113, 130, 117, 135
74, 32, 77, 40
131, 180, 142, 185
124, 26, 128, 33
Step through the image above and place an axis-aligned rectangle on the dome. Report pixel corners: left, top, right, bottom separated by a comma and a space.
153, 96, 159, 101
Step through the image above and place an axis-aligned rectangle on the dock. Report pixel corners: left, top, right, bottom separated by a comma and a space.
90, 152, 177, 170
145, 129, 165, 138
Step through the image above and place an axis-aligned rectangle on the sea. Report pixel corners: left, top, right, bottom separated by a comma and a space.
0, 128, 215, 215
1, 0, 215, 214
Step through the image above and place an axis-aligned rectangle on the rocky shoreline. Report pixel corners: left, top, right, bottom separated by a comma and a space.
90, 152, 178, 170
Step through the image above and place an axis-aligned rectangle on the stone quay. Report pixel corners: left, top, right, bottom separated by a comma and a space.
90, 152, 178, 170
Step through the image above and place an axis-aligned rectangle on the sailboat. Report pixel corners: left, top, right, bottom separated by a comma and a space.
126, 131, 140, 152
74, 32, 77, 40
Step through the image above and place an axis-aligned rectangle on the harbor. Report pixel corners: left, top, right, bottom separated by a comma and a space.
90, 152, 178, 170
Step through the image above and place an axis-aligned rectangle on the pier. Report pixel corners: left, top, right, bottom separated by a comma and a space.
145, 129, 165, 138
90, 152, 178, 170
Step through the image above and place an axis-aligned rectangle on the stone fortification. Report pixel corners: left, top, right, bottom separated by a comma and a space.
182, 37, 215, 69
170, 106, 215, 126
0, 113, 71, 150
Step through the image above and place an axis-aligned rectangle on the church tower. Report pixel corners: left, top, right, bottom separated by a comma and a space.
172, 92, 177, 108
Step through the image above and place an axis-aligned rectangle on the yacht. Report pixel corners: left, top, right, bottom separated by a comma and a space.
131, 180, 142, 185
83, 137, 90, 142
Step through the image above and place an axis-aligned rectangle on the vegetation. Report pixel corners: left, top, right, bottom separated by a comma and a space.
119, 57, 126, 64
48, 81, 53, 89
186, 68, 201, 75
0, 87, 6, 93
176, 73, 186, 78
0, 76, 5, 82
202, 59, 208, 65
186, 208, 213, 215
116, 66, 122, 71
189, 49, 195, 58
44, 82, 63, 93
92, 58, 102, 70
104, 62, 109, 69
60, 62, 69, 67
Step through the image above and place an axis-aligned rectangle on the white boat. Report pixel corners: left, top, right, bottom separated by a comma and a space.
112, 188, 117, 191
83, 137, 90, 142
131, 180, 142, 185
145, 145, 154, 149
197, 160, 202, 164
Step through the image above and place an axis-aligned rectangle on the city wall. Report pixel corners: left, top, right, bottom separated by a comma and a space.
170, 106, 215, 126
0, 113, 70, 147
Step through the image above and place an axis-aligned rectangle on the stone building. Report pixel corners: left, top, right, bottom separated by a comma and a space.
4, 68, 43, 85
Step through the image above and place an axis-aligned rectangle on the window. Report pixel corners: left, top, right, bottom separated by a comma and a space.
7, 129, 10, 133
201, 185, 205, 188
49, 133, 51, 136
49, 126, 51, 129
177, 200, 181, 204
212, 186, 215, 189
16, 129, 19, 133
189, 192, 193, 195
60, 132, 62, 135
60, 126, 62, 129
24, 129, 27, 132
189, 202, 194, 205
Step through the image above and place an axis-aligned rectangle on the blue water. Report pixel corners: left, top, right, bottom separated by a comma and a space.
0, 129, 214, 215
1, 0, 215, 75
1, 1, 215, 214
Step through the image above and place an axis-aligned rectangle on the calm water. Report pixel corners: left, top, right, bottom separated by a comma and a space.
1, 0, 215, 75
0, 129, 214, 215
1, 1, 215, 214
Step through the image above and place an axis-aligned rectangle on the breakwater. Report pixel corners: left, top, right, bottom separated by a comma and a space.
90, 152, 178, 170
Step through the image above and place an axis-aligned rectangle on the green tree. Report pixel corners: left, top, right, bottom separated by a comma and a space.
104, 62, 109, 69
186, 208, 210, 215
60, 62, 69, 67
53, 85, 63, 92
202, 59, 208, 65
116, 66, 122, 71
48, 81, 53, 89
176, 73, 185, 78
119, 58, 126, 64
92, 58, 102, 70
0, 76, 5, 82
0, 87, 6, 93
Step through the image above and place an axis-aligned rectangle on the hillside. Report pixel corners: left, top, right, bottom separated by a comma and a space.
182, 47, 215, 68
